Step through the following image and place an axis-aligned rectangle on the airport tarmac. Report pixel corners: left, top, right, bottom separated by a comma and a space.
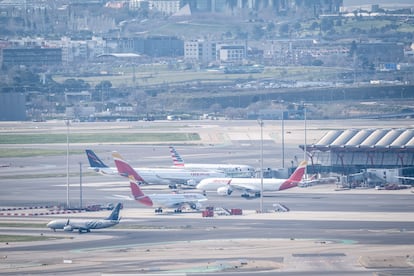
0, 119, 414, 275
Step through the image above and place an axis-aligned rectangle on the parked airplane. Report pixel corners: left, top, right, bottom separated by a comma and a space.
86, 149, 226, 188
46, 203, 122, 233
86, 149, 118, 175
112, 152, 208, 213
196, 161, 307, 198
169, 146, 256, 177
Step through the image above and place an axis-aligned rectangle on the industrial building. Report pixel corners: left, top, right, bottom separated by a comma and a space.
303, 128, 414, 186
0, 93, 26, 121
2, 48, 62, 68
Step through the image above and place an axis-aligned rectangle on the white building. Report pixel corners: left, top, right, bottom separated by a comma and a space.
217, 44, 245, 63
184, 39, 217, 64
148, 0, 181, 15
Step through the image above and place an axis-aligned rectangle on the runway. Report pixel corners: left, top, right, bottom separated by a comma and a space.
0, 119, 414, 275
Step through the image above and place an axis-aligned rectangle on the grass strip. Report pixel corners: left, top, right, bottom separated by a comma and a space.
0, 171, 97, 179
0, 223, 46, 228
0, 235, 64, 242
0, 132, 200, 144
0, 149, 83, 158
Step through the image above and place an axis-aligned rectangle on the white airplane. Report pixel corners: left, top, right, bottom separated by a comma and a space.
86, 149, 225, 188
46, 203, 122, 233
196, 160, 307, 198
169, 146, 256, 177
112, 152, 208, 213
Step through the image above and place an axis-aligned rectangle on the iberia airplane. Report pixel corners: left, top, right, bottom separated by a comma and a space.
112, 152, 207, 213
196, 161, 307, 198
86, 149, 225, 188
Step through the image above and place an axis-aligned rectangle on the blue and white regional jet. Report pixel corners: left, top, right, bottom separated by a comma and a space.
46, 203, 122, 233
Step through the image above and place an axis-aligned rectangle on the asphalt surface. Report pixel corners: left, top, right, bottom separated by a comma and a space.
1, 119, 414, 275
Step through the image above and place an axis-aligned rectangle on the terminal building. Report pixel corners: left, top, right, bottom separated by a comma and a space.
302, 128, 414, 186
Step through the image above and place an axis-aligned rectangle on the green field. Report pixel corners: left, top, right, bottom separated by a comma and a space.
0, 235, 63, 242
0, 132, 200, 144
0, 148, 82, 158
54, 65, 346, 88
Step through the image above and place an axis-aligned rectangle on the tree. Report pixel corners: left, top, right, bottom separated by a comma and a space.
95, 80, 113, 102
279, 23, 290, 37
95, 80, 112, 91
320, 17, 334, 32
349, 40, 357, 57
62, 79, 90, 92
252, 25, 265, 40
267, 22, 275, 32
309, 21, 319, 31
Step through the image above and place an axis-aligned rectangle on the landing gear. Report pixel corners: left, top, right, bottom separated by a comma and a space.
155, 208, 163, 213
174, 209, 182, 213
241, 192, 261, 198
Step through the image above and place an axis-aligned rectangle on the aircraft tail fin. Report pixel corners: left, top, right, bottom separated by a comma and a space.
280, 160, 307, 190
85, 149, 108, 168
106, 203, 122, 221
112, 151, 145, 183
169, 146, 185, 166
128, 176, 153, 206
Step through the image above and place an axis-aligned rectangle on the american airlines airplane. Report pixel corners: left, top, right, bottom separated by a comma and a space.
86, 149, 226, 188
46, 203, 122, 233
169, 146, 256, 177
112, 152, 208, 213
196, 161, 307, 198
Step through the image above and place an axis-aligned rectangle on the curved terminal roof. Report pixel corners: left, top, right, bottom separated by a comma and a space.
314, 130, 342, 148
329, 129, 359, 148
308, 129, 414, 151
389, 129, 414, 148
344, 129, 374, 147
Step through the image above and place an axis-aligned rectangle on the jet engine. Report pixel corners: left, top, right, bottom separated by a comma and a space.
186, 179, 196, 187
63, 225, 74, 232
189, 202, 202, 210
217, 186, 232, 196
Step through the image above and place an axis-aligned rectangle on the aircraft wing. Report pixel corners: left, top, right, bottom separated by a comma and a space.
155, 175, 197, 187
396, 176, 414, 180
111, 194, 134, 201
169, 200, 205, 210
229, 183, 260, 193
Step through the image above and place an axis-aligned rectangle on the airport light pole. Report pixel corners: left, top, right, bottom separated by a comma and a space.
258, 119, 264, 213
79, 162, 83, 210
281, 111, 285, 168
304, 107, 307, 178
65, 119, 70, 209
